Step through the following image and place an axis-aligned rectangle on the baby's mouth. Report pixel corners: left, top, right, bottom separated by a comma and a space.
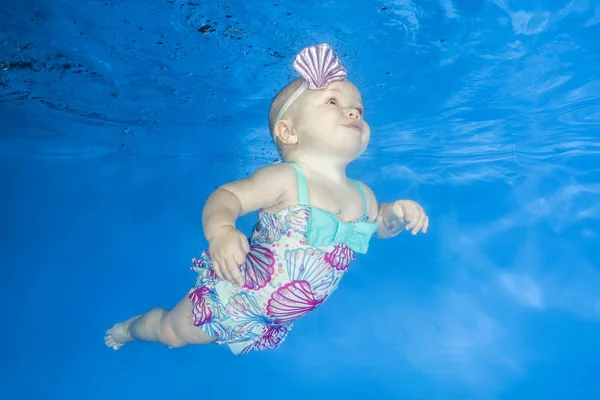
343, 121, 362, 131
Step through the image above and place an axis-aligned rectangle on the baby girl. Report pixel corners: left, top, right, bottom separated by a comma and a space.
105, 43, 428, 355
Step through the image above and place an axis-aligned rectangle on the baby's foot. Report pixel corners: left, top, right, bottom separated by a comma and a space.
104, 315, 140, 350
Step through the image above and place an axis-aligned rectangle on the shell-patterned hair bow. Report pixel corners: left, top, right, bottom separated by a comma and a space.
275, 43, 347, 122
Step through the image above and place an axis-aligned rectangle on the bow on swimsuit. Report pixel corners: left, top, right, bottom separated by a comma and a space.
291, 162, 378, 254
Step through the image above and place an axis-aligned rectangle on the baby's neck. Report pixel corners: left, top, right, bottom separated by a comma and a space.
284, 154, 350, 183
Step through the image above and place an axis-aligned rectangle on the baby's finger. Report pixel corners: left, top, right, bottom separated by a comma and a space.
405, 219, 416, 231
217, 256, 233, 283
240, 237, 251, 254
231, 268, 244, 286
411, 217, 422, 234
420, 213, 427, 233
224, 258, 241, 285
391, 202, 405, 221
417, 205, 428, 234
232, 252, 247, 286
212, 259, 225, 281
403, 207, 415, 228
411, 204, 427, 234
413, 211, 427, 235
405, 208, 419, 230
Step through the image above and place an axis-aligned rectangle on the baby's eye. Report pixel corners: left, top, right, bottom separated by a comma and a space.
327, 98, 338, 106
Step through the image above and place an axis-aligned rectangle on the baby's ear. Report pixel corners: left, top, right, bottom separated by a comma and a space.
274, 120, 298, 145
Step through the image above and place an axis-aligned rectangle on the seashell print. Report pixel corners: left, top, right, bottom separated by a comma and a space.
198, 312, 231, 341
324, 243, 355, 271
266, 280, 326, 324
240, 324, 292, 354
228, 328, 261, 346
236, 324, 291, 356
293, 43, 347, 90
191, 252, 217, 281
191, 257, 204, 269
189, 286, 213, 325
239, 244, 275, 290
284, 206, 310, 236
188, 285, 229, 339
285, 247, 335, 293
199, 317, 229, 341
253, 212, 286, 243
238, 343, 257, 356
226, 292, 267, 331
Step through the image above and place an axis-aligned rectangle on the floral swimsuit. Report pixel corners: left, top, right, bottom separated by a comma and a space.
187, 163, 378, 355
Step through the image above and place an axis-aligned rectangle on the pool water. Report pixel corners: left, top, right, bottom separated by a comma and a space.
1, 0, 599, 399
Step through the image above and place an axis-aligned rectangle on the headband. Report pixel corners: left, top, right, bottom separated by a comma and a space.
275, 43, 347, 123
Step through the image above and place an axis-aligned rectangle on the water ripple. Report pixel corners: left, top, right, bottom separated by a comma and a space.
1, 0, 598, 189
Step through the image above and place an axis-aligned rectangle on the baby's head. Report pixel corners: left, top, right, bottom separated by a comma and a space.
268, 45, 370, 163
268, 77, 306, 148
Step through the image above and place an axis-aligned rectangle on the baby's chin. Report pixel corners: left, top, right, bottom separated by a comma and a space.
334, 139, 368, 159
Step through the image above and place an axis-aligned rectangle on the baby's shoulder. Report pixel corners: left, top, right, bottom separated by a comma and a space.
249, 163, 298, 213
251, 162, 296, 185
248, 163, 297, 199
352, 179, 376, 199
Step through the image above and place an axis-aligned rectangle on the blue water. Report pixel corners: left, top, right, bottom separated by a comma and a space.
1, 0, 599, 398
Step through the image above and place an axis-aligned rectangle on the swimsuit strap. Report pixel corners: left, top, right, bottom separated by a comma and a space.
288, 163, 368, 216
351, 179, 368, 216
288, 162, 309, 205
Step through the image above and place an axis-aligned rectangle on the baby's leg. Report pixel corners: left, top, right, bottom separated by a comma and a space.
104, 294, 216, 350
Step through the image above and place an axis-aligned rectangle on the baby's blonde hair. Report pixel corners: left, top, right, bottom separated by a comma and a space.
268, 77, 305, 155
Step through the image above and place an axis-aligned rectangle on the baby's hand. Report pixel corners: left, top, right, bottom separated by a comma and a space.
208, 226, 249, 286
392, 200, 429, 235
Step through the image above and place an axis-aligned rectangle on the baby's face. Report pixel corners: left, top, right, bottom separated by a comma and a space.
290, 80, 370, 159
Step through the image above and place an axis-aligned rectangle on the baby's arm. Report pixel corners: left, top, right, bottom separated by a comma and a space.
377, 199, 428, 236
201, 164, 291, 284
202, 164, 289, 239
375, 202, 407, 238
355, 181, 428, 238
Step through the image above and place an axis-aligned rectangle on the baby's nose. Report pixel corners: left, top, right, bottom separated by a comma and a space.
346, 108, 361, 119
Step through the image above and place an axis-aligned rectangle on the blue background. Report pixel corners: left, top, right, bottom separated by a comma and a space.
1, 0, 599, 398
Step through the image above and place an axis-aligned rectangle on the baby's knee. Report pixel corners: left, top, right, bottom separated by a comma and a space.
164, 338, 187, 348
159, 317, 188, 348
